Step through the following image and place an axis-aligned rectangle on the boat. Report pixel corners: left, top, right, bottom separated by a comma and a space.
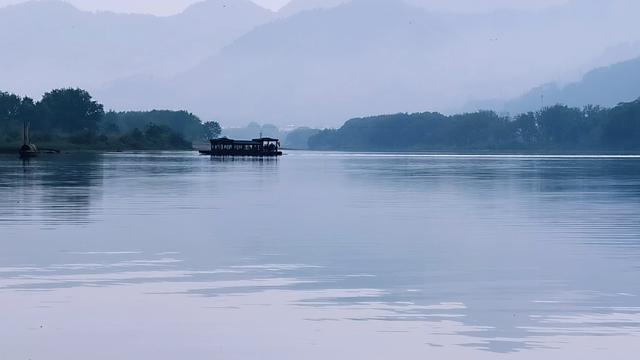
18, 117, 39, 158
19, 143, 39, 158
199, 137, 283, 156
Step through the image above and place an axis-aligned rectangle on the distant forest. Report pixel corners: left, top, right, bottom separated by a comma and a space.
309, 100, 640, 152
0, 88, 221, 150
5, 87, 640, 153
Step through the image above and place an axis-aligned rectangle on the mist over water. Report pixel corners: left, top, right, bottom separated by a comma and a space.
1, 152, 639, 358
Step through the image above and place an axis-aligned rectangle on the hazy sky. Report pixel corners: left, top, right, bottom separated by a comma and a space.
0, 0, 570, 16
0, 0, 288, 14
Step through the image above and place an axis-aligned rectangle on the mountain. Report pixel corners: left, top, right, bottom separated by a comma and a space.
503, 56, 640, 113
97, 0, 640, 127
0, 0, 273, 96
99, 0, 464, 125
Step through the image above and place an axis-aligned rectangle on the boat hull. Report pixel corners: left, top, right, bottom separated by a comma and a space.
199, 150, 282, 156
19, 151, 39, 158
19, 144, 39, 158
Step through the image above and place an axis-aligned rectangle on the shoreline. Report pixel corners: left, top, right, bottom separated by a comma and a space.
0, 145, 195, 154
2, 147, 640, 158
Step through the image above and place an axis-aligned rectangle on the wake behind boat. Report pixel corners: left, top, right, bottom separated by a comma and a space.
199, 137, 282, 157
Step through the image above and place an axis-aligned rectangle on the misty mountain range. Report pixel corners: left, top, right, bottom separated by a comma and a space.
2, 0, 640, 127
502, 56, 640, 114
0, 0, 273, 94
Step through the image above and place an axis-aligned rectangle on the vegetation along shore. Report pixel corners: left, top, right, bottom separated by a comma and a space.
0, 88, 221, 152
3, 88, 640, 154
308, 99, 640, 152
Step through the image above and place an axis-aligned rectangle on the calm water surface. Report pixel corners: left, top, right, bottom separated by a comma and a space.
1, 151, 640, 359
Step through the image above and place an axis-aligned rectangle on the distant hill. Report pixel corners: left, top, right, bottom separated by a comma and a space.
99, 0, 464, 124
503, 57, 640, 113
0, 0, 273, 95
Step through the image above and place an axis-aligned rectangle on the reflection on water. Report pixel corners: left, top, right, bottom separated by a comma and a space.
1, 151, 640, 359
0, 153, 103, 225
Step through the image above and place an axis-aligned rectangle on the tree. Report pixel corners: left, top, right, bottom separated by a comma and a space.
104, 110, 206, 141
603, 99, 640, 148
0, 91, 21, 123
17, 97, 36, 124
38, 88, 104, 133
0, 92, 23, 142
203, 121, 222, 140
535, 105, 585, 146
512, 112, 539, 146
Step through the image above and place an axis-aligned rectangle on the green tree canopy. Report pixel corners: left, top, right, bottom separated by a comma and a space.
203, 121, 222, 140
309, 100, 640, 152
37, 88, 104, 133
0, 92, 37, 143
103, 110, 211, 142
0, 91, 21, 123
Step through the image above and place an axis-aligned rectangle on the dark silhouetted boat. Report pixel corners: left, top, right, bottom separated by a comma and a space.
19, 143, 39, 158
200, 137, 283, 156
19, 117, 39, 158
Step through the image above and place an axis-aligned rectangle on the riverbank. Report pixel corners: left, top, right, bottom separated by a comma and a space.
4, 147, 640, 156
308, 100, 640, 152
299, 149, 640, 156
0, 135, 202, 153
1, 89, 221, 155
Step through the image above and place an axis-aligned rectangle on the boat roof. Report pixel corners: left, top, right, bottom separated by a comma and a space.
234, 140, 261, 145
211, 137, 280, 144
211, 138, 258, 145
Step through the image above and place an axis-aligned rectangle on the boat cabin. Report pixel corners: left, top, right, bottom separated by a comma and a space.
201, 137, 282, 156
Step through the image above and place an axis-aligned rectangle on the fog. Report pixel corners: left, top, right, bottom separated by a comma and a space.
0, 0, 571, 15
1, 0, 640, 127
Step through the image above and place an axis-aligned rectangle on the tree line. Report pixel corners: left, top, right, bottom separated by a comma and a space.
0, 88, 221, 150
308, 100, 640, 152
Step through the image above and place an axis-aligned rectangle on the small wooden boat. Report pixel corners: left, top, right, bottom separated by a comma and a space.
200, 137, 283, 157
19, 143, 39, 158
19, 118, 39, 158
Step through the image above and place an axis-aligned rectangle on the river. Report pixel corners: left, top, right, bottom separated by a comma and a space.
1, 151, 639, 359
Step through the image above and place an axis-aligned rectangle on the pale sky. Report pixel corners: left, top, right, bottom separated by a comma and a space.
0, 0, 290, 15
0, 0, 570, 16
